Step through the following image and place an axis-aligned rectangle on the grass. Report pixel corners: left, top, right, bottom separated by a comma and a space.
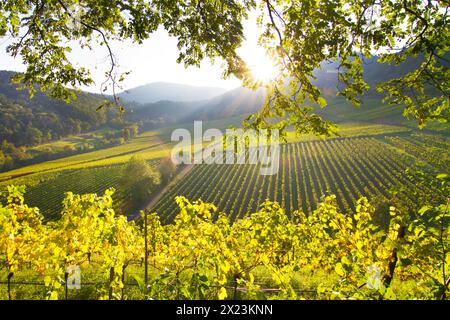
0, 261, 426, 300
26, 128, 121, 155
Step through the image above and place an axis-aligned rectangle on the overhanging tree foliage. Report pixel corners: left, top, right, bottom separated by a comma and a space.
0, 0, 448, 134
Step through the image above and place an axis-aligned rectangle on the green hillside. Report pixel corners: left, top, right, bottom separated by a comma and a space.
0, 71, 111, 146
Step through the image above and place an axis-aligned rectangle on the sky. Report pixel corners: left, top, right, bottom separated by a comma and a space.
0, 12, 270, 94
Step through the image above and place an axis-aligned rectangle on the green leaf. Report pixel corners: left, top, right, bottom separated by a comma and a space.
436, 173, 448, 180
418, 205, 432, 216
384, 287, 396, 300
132, 275, 145, 290
400, 258, 413, 267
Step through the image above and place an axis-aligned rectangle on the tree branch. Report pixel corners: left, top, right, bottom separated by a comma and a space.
264, 0, 302, 96
56, 0, 121, 109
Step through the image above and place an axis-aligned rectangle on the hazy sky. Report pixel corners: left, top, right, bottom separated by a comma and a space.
0, 12, 268, 93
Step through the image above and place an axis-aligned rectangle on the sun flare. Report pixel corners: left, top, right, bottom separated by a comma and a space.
246, 51, 278, 83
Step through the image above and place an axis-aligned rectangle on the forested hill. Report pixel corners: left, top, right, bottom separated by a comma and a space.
0, 70, 110, 147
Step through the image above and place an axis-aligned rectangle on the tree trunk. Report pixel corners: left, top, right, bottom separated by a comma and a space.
7, 272, 13, 300
109, 267, 115, 300
383, 225, 405, 287
121, 265, 127, 300
144, 210, 148, 287
64, 271, 69, 300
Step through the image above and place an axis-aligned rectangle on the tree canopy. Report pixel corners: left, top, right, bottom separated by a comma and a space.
120, 155, 161, 208
0, 0, 448, 134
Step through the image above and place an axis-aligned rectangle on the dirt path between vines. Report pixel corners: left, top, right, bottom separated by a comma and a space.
128, 163, 194, 221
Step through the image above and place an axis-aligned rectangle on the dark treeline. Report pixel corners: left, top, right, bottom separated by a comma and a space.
0, 71, 110, 147
0, 71, 143, 172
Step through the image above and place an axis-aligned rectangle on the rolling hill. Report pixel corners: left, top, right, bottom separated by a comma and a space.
0, 70, 110, 147
2, 54, 445, 150
117, 82, 227, 104
183, 86, 267, 121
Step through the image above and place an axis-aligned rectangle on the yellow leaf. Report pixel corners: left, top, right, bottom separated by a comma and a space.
317, 97, 327, 108
384, 287, 396, 300
335, 263, 346, 277
356, 241, 364, 250
44, 276, 52, 287
220, 260, 230, 274
217, 273, 227, 285
49, 291, 58, 300
218, 287, 227, 300
249, 273, 255, 284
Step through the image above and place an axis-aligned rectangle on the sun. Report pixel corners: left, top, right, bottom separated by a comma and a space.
246, 50, 279, 84
237, 24, 279, 84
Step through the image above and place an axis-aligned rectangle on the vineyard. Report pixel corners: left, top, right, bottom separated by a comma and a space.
284, 123, 411, 142
0, 162, 158, 219
0, 130, 169, 219
153, 133, 449, 223
384, 134, 450, 171
0, 129, 448, 300
0, 124, 418, 221
0, 180, 448, 300
0, 131, 168, 180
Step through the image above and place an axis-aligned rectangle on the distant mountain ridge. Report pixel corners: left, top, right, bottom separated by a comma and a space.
126, 86, 267, 128
1, 55, 436, 148
183, 87, 267, 122
127, 55, 430, 127
118, 82, 227, 104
